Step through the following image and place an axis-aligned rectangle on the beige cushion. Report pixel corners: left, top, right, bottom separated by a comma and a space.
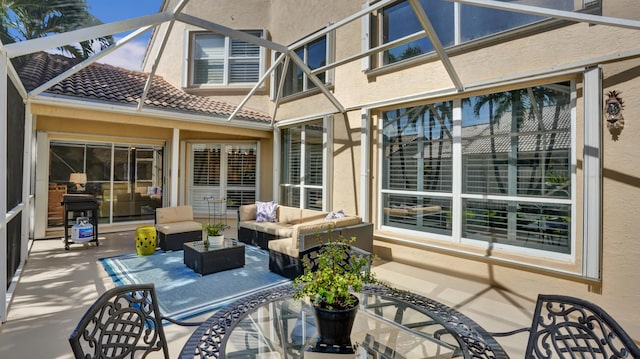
241, 221, 295, 237
330, 216, 362, 227
300, 209, 330, 223
155, 205, 194, 224
384, 205, 442, 216
268, 237, 298, 257
238, 204, 257, 221
278, 206, 303, 224
291, 222, 336, 249
156, 221, 202, 235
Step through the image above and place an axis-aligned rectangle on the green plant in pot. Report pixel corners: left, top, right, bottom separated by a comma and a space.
202, 222, 229, 245
293, 232, 375, 348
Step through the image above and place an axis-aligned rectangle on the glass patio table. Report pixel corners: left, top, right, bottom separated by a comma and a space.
179, 284, 508, 359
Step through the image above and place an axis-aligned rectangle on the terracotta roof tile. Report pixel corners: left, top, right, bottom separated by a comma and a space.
17, 52, 271, 123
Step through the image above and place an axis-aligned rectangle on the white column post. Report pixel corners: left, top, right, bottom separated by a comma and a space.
582, 66, 602, 280
170, 128, 180, 207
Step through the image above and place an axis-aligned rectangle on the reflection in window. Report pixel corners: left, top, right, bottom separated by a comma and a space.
382, 102, 453, 235
380, 81, 573, 255
378, 0, 592, 65
48, 142, 164, 227
382, 0, 453, 65
278, 35, 328, 97
461, 83, 572, 253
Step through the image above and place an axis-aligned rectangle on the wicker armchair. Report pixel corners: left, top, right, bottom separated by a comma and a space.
492, 294, 640, 358
69, 284, 202, 359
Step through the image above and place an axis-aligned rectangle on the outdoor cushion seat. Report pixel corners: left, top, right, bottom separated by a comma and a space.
240, 221, 295, 237
156, 221, 201, 234
155, 205, 202, 251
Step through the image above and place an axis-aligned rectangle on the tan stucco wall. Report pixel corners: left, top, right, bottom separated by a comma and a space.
31, 103, 273, 237
146, 0, 640, 341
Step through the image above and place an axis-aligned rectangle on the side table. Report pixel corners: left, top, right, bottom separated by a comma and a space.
183, 239, 245, 275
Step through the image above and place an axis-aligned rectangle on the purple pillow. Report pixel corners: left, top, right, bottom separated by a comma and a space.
256, 201, 278, 222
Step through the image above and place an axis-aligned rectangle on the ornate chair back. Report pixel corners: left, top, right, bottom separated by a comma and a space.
69, 284, 199, 359
524, 294, 640, 358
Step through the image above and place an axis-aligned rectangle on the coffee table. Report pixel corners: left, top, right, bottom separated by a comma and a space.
183, 239, 245, 275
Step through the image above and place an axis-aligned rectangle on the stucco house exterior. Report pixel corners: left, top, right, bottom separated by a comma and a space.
1, 0, 639, 347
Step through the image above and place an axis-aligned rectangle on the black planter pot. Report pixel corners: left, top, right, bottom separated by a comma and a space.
313, 295, 359, 346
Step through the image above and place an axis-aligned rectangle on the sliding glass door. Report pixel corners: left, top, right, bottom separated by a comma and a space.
48, 141, 164, 228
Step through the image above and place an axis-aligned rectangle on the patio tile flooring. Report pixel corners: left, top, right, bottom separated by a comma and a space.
0, 225, 528, 358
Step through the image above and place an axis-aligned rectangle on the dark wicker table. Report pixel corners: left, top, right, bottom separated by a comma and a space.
183, 239, 245, 275
179, 283, 508, 358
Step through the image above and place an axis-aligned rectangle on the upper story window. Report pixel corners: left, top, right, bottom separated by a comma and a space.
190, 30, 264, 87
276, 30, 333, 98
376, 0, 597, 66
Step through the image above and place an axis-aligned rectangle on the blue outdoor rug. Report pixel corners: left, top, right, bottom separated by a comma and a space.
99, 245, 291, 320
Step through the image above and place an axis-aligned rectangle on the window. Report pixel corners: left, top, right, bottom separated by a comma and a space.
381, 81, 573, 256
48, 142, 164, 227
376, 0, 595, 66
190, 143, 257, 213
280, 120, 325, 210
190, 30, 263, 86
277, 33, 331, 97
382, 102, 454, 235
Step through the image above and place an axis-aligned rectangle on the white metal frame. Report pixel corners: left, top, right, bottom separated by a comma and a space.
1, 0, 638, 324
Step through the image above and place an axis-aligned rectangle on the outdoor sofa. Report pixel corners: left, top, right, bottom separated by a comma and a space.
237, 202, 373, 278
155, 205, 202, 251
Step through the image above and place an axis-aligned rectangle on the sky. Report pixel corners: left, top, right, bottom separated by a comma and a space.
86, 0, 164, 71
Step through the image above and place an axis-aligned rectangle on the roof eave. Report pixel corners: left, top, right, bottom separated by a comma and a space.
28, 93, 274, 131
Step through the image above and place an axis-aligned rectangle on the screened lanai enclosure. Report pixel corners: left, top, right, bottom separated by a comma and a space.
2, 0, 640, 325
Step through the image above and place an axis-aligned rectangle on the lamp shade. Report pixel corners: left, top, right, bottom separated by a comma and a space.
69, 173, 87, 184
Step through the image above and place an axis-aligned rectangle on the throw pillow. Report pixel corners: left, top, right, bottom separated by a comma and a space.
256, 201, 278, 222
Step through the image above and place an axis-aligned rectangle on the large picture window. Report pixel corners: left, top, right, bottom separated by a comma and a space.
280, 120, 324, 210
190, 30, 263, 86
377, 0, 595, 66
381, 81, 573, 256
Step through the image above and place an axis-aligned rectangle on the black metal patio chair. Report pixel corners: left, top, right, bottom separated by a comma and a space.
492, 294, 640, 358
69, 283, 202, 359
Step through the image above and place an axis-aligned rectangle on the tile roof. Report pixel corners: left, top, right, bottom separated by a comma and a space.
17, 52, 271, 123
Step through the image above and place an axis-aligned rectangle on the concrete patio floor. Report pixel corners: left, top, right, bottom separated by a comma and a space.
0, 225, 529, 358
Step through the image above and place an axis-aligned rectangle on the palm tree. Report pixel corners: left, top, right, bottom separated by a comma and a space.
1, 0, 113, 63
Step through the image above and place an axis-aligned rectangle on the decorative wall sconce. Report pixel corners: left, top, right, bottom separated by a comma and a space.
604, 90, 624, 137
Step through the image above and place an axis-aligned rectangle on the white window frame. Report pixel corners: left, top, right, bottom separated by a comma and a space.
187, 30, 265, 88
275, 116, 333, 211
375, 75, 601, 277
188, 141, 259, 214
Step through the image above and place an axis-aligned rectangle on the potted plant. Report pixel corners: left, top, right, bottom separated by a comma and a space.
293, 232, 375, 347
202, 222, 229, 245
